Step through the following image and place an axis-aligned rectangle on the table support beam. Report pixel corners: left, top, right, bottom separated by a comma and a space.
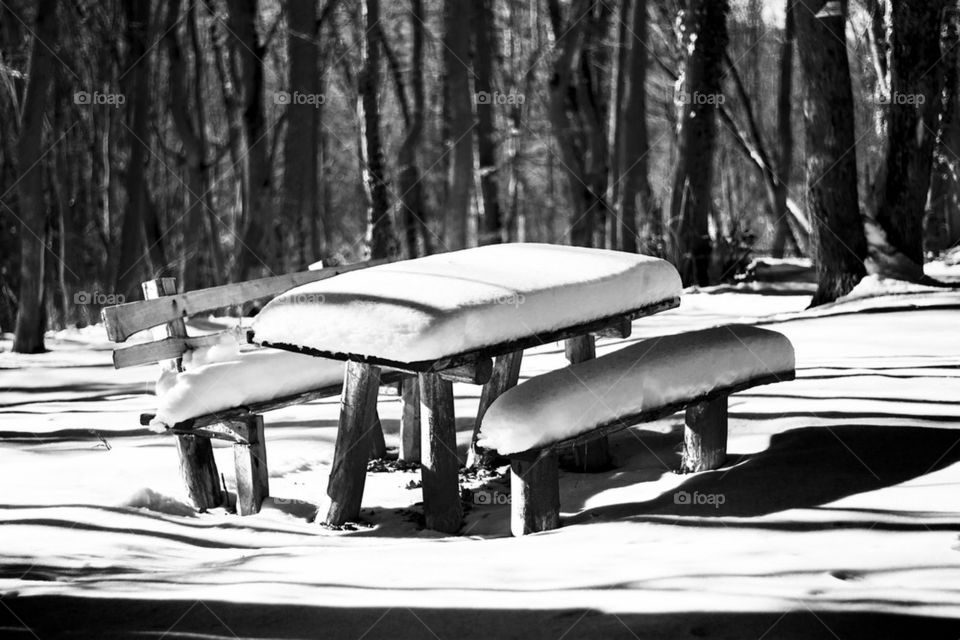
467, 350, 523, 469
419, 372, 463, 533
563, 334, 611, 472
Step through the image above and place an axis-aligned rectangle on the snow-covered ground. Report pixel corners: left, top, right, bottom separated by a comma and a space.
2, 266, 960, 638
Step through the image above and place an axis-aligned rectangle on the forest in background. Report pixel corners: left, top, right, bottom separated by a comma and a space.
2, 0, 959, 353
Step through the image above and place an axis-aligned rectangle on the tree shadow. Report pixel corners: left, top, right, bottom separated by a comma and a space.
1, 594, 957, 639
567, 424, 960, 523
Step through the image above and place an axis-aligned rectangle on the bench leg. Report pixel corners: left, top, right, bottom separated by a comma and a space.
682, 395, 728, 472
510, 450, 560, 536
233, 415, 268, 516
400, 376, 421, 463
467, 350, 523, 469
175, 434, 223, 511
563, 335, 611, 472
369, 405, 387, 460
326, 361, 382, 525
419, 372, 463, 533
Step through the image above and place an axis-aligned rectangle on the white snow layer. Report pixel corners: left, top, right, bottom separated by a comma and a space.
251, 243, 682, 362
151, 338, 345, 430
477, 325, 795, 454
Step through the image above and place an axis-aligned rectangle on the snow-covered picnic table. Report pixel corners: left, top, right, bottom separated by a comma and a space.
250, 243, 682, 532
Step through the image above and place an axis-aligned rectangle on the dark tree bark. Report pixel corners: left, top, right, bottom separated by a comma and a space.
871, 0, 946, 276
619, 0, 655, 254
771, 0, 795, 258
443, 0, 473, 249
283, 0, 321, 268
396, 0, 430, 258
227, 0, 271, 279
668, 0, 729, 286
927, 3, 960, 252
795, 0, 868, 305
474, 0, 503, 245
362, 0, 397, 260
13, 0, 57, 353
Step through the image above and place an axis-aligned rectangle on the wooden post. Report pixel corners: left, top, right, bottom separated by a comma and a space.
419, 372, 463, 533
233, 415, 268, 515
681, 395, 728, 472
510, 450, 560, 536
467, 350, 523, 469
326, 361, 381, 525
368, 377, 387, 459
142, 278, 223, 511
563, 334, 611, 472
400, 376, 421, 463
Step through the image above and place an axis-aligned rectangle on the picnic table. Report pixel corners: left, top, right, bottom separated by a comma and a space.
249, 243, 682, 533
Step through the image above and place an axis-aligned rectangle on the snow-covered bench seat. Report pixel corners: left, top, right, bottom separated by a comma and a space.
475, 325, 796, 536
101, 262, 391, 516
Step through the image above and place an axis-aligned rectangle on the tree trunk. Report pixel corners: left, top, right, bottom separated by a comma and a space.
619, 0, 654, 254
668, 0, 729, 286
795, 0, 868, 305
362, 0, 397, 260
227, 0, 271, 280
474, 0, 503, 246
771, 0, 795, 258
115, 0, 155, 302
871, 0, 945, 276
12, 0, 57, 353
283, 0, 320, 269
443, 0, 473, 249
927, 3, 960, 252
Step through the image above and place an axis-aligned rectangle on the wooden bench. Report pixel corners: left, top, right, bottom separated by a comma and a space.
101, 261, 408, 516
474, 325, 796, 536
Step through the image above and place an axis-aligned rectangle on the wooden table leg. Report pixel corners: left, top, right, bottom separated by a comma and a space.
564, 334, 611, 472
399, 376, 421, 463
418, 372, 463, 533
326, 361, 381, 525
466, 350, 523, 469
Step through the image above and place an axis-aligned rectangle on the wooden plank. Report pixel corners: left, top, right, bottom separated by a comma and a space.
681, 395, 728, 473
563, 334, 610, 472
510, 450, 560, 536
105, 260, 387, 342
112, 333, 228, 369
257, 297, 680, 376
143, 278, 222, 511
466, 350, 523, 469
399, 376, 421, 463
139, 370, 406, 430
435, 357, 493, 385
592, 317, 632, 339
325, 361, 381, 525
233, 415, 269, 515
419, 372, 463, 533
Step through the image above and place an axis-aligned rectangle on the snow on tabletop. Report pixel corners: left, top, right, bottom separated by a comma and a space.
477, 325, 795, 455
151, 335, 345, 431
251, 243, 682, 363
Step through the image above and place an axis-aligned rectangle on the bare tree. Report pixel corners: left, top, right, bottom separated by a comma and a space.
795, 0, 867, 305
474, 0, 503, 245
443, 0, 473, 249
928, 2, 960, 252
12, 0, 57, 353
668, 0, 729, 285
771, 0, 795, 258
